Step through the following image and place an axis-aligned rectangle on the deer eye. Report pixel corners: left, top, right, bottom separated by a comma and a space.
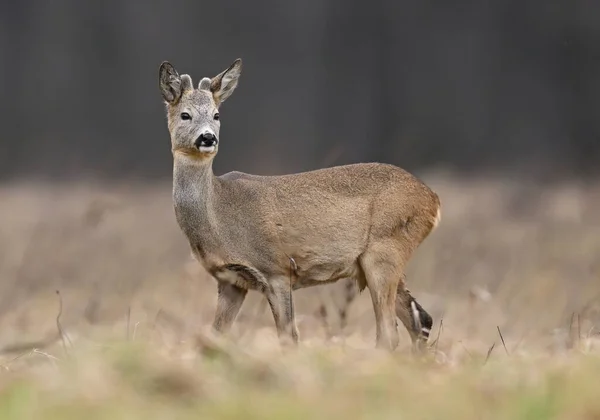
181, 112, 191, 121
214, 113, 220, 121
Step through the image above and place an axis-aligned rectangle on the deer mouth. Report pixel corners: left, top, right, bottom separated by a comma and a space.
198, 145, 216, 153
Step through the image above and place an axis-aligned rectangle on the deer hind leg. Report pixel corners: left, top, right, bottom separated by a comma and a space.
212, 281, 248, 334
316, 278, 359, 338
395, 273, 432, 352
265, 276, 299, 346
360, 244, 401, 351
339, 279, 359, 332
392, 207, 438, 352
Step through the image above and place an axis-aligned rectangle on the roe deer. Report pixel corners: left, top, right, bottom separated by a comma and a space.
158, 58, 441, 351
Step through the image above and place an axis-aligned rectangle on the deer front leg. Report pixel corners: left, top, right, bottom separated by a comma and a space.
265, 277, 299, 346
212, 281, 248, 334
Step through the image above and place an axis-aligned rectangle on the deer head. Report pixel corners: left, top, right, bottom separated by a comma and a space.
158, 59, 242, 160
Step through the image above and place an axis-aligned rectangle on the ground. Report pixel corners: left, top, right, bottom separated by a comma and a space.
0, 171, 599, 419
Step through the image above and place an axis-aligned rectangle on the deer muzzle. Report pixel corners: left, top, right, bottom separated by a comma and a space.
195, 132, 218, 152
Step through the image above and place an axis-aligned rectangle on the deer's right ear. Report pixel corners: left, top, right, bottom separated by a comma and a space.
159, 61, 183, 104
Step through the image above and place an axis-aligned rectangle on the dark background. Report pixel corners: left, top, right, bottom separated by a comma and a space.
2, 0, 600, 182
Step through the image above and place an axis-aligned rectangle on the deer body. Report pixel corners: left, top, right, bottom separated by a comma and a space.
159, 59, 440, 350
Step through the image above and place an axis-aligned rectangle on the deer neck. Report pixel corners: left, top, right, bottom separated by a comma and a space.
172, 154, 220, 243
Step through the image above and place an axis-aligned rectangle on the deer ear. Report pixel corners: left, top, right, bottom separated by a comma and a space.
159, 61, 183, 104
210, 58, 242, 106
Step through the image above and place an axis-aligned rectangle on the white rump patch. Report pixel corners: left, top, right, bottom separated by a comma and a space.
432, 205, 442, 229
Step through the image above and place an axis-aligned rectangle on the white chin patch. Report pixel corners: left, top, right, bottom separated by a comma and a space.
199, 146, 216, 153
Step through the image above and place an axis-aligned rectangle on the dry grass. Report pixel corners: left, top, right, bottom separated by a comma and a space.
0, 172, 599, 419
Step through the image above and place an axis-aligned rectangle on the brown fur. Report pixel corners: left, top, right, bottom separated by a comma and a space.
158, 58, 441, 350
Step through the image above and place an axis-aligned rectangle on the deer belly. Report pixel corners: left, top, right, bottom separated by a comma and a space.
293, 260, 360, 289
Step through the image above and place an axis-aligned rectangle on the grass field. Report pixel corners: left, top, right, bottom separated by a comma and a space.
0, 172, 599, 419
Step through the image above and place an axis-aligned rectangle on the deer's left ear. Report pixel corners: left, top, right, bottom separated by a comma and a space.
210, 58, 242, 106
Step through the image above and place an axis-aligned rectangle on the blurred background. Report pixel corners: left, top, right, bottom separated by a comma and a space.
0, 0, 599, 353
2, 0, 600, 180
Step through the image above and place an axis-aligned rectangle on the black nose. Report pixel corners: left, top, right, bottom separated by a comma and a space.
194, 132, 217, 149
